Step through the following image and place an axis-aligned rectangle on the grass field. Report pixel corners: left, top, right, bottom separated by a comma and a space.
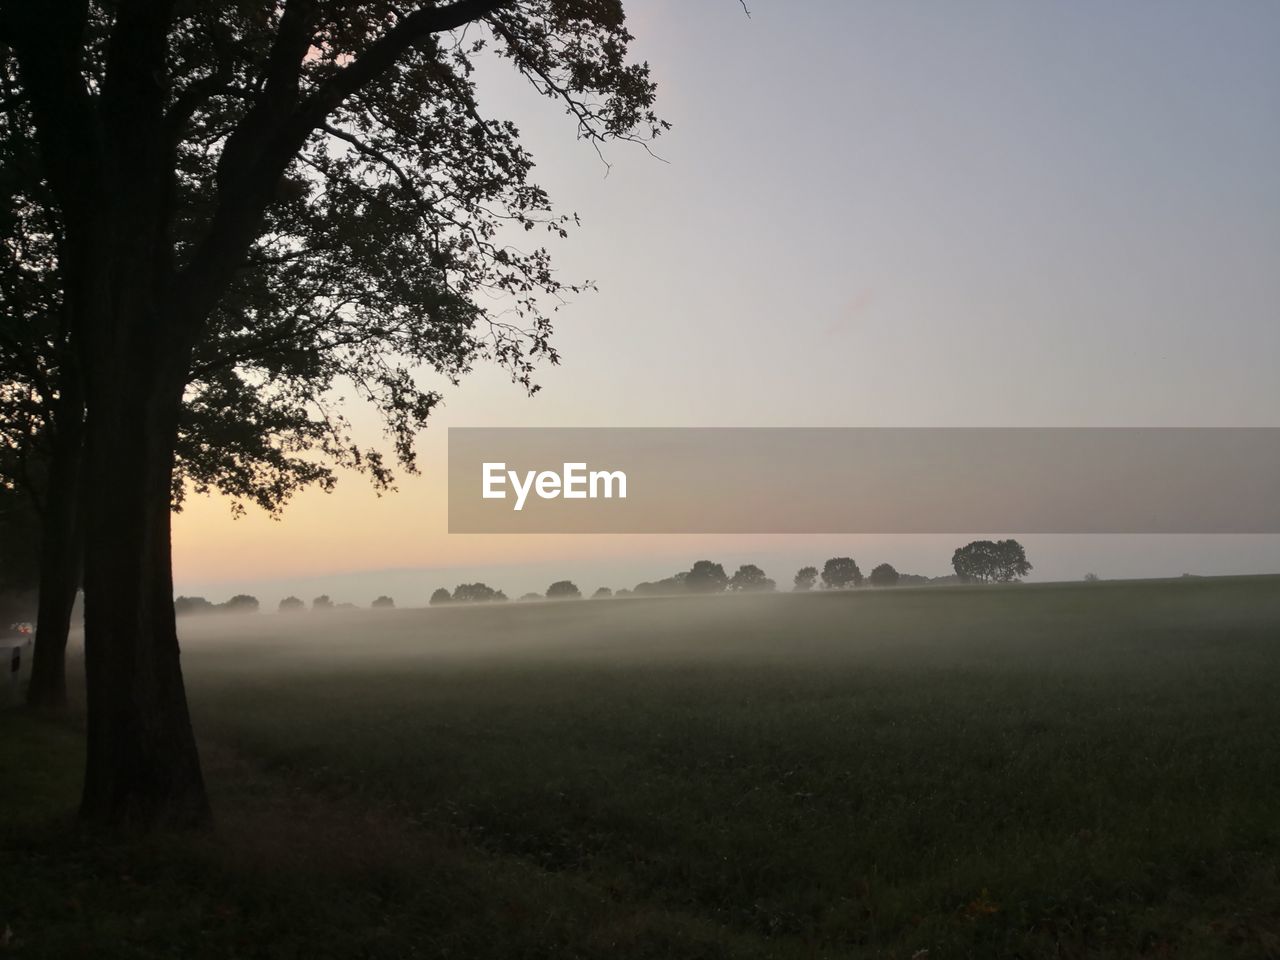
3, 575, 1280, 958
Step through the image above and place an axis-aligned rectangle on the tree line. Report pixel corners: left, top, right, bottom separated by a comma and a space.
172, 594, 398, 615
423, 541, 1033, 607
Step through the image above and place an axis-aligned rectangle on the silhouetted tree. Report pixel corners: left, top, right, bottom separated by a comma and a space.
729, 564, 775, 592
0, 0, 663, 827
278, 596, 304, 613
615, 588, 633, 597
371, 596, 395, 609
793, 566, 818, 592
174, 596, 215, 617
868, 563, 899, 587
221, 595, 259, 614
453, 583, 502, 603
592, 587, 613, 599
1083, 572, 1100, 583
822, 557, 863, 589
685, 561, 729, 594
952, 540, 1032, 583
546, 580, 582, 599
312, 595, 334, 612
429, 588, 453, 606
518, 592, 543, 602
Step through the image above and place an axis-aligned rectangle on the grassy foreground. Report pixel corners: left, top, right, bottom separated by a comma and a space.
3, 576, 1280, 958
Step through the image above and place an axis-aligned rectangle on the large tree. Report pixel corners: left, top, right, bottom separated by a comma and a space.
0, 0, 661, 828
952, 539, 1032, 584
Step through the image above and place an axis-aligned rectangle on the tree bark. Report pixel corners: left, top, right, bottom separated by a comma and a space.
77, 306, 210, 827
26, 390, 85, 714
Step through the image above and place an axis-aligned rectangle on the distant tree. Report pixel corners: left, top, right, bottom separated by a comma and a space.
729, 564, 775, 592
1083, 573, 1100, 583
821, 557, 863, 589
634, 575, 687, 596
312, 595, 334, 612
429, 588, 453, 606
278, 596, 305, 613
793, 566, 819, 592
615, 588, 633, 598
371, 596, 395, 609
453, 583, 502, 603
546, 580, 582, 599
222, 595, 260, 614
518, 592, 543, 602
868, 564, 900, 588
493, 591, 509, 602
952, 540, 1032, 583
592, 587, 613, 599
174, 597, 215, 617
685, 560, 729, 594
896, 573, 931, 586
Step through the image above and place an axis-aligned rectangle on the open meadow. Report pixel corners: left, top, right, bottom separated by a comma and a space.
3, 575, 1280, 958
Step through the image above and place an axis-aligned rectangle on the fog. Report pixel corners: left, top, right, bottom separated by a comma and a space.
117, 576, 1280, 691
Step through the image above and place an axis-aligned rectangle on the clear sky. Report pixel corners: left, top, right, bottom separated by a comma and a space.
171, 0, 1280, 604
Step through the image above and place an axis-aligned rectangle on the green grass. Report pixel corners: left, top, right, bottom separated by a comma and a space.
4, 576, 1280, 957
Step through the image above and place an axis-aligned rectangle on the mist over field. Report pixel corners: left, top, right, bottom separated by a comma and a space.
10, 575, 1280, 956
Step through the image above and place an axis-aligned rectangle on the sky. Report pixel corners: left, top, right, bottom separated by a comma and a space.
171, 0, 1280, 605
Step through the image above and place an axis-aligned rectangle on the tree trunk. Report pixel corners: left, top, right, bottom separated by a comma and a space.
77, 291, 210, 829
26, 393, 85, 714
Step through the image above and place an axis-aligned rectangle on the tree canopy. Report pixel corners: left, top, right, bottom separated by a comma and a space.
729, 564, 775, 592
793, 566, 818, 592
546, 580, 581, 599
868, 563, 899, 587
952, 540, 1032, 583
821, 557, 863, 589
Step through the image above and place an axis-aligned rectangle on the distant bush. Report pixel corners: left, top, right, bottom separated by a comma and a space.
278, 596, 304, 613
429, 588, 452, 605
729, 564, 775, 592
793, 566, 818, 592
1083, 573, 1100, 583
453, 583, 502, 603
174, 596, 216, 617
822, 557, 863, 589
592, 587, 613, 599
615, 588, 632, 597
546, 580, 582, 599
371, 596, 395, 608
868, 564, 899, 588
223, 594, 260, 614
312, 595, 334, 611
685, 561, 728, 593
518, 592, 543, 602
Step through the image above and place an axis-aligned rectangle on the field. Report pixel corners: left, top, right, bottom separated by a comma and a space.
3, 576, 1280, 958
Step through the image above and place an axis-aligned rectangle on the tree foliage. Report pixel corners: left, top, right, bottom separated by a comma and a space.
452, 582, 503, 603
729, 564, 775, 592
868, 563, 899, 587
821, 557, 862, 589
685, 560, 728, 594
793, 566, 818, 592
546, 579, 581, 599
951, 540, 1032, 583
